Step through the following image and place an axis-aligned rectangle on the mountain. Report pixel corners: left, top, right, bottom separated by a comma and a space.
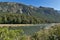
0, 2, 60, 23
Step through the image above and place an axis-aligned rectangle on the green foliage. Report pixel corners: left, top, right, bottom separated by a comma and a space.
0, 13, 48, 24
0, 27, 27, 40
31, 25, 60, 40
0, 25, 60, 40
0, 2, 59, 23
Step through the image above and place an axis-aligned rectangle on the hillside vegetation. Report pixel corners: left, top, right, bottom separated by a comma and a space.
0, 13, 51, 24
0, 2, 59, 23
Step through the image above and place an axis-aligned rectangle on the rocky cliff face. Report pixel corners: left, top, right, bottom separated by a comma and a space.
0, 2, 59, 15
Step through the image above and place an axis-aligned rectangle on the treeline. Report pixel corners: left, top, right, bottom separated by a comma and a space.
0, 13, 51, 24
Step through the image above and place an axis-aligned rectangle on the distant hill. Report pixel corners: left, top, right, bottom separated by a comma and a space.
0, 2, 60, 23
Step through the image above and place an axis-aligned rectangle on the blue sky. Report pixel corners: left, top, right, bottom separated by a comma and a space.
0, 0, 60, 10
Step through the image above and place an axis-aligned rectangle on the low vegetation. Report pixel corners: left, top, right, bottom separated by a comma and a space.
0, 25, 60, 40
31, 25, 60, 40
0, 27, 28, 40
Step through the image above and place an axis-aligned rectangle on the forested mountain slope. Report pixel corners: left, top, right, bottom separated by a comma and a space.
0, 2, 60, 23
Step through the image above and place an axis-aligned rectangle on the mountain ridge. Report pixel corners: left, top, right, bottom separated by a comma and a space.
0, 2, 59, 23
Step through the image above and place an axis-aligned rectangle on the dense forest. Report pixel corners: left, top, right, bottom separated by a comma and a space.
0, 25, 60, 40
0, 13, 52, 24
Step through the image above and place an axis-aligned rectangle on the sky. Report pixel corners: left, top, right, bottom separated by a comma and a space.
0, 0, 60, 10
